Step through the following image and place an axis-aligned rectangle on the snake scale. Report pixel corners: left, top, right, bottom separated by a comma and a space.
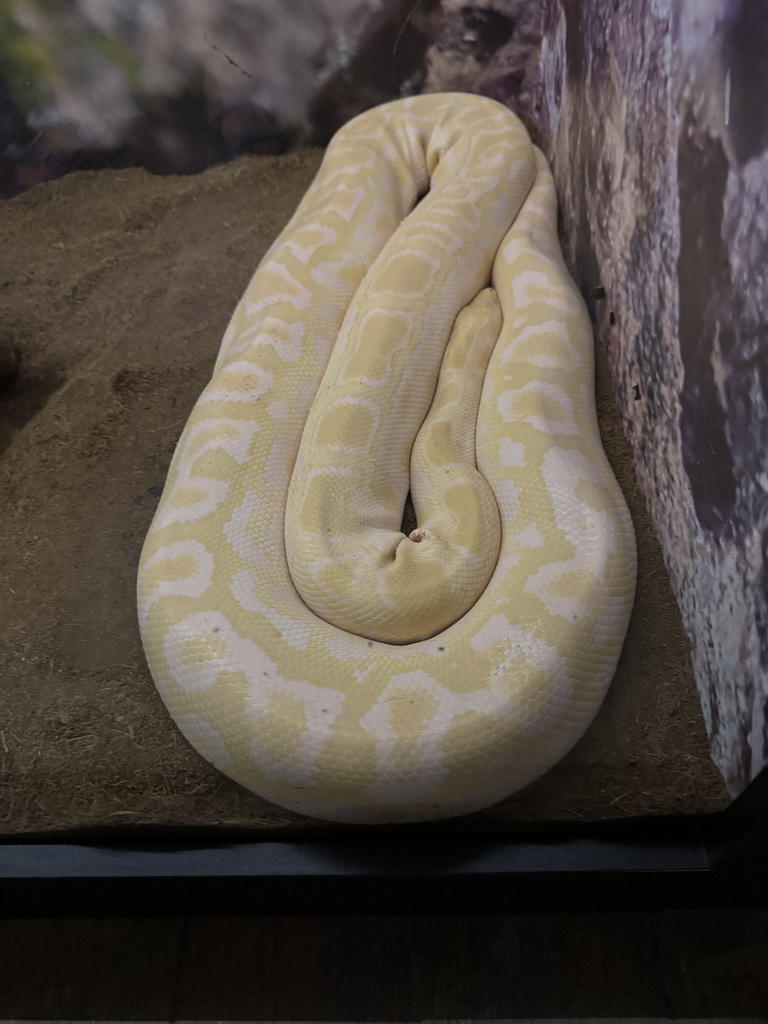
137, 93, 637, 824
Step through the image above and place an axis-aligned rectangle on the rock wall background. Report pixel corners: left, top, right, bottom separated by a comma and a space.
1, 0, 765, 795
537, 0, 768, 795
0, 0, 544, 195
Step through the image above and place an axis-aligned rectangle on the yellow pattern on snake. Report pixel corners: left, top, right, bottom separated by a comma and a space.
137, 93, 637, 824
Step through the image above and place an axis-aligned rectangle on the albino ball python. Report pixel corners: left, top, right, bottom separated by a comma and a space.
137, 93, 636, 825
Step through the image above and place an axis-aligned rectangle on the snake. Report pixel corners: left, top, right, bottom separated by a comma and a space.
137, 93, 637, 825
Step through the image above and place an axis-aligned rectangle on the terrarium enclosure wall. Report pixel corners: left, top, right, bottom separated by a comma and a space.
0, 0, 765, 834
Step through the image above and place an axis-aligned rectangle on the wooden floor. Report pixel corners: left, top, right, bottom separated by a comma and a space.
1, 912, 767, 1020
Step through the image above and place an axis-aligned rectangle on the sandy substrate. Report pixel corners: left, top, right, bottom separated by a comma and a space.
0, 152, 729, 837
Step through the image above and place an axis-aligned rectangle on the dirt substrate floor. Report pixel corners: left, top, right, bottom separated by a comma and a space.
0, 152, 730, 837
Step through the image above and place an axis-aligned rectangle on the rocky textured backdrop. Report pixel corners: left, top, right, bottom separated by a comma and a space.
0, 0, 546, 194
1, 0, 766, 794
536, 0, 767, 795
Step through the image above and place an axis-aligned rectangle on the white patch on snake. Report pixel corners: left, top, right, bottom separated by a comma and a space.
515, 523, 544, 548
173, 712, 234, 771
231, 570, 312, 650
163, 614, 344, 785
303, 464, 357, 487
388, 645, 422, 660
368, 248, 441, 299
263, 433, 295, 490
361, 668, 522, 804
525, 561, 591, 622
470, 616, 574, 726
408, 218, 464, 258
350, 197, 392, 247
306, 551, 366, 590
267, 401, 290, 421
506, 265, 581, 316
497, 380, 580, 436
201, 361, 274, 405
311, 250, 360, 289
222, 492, 268, 567
163, 611, 242, 693
489, 479, 521, 520
485, 552, 521, 594
470, 614, 517, 654
524, 447, 619, 628
152, 477, 229, 529
323, 634, 369, 662
228, 317, 305, 363
336, 308, 415, 385
330, 183, 368, 222
182, 418, 260, 465
246, 676, 346, 787
139, 540, 214, 614
499, 319, 582, 368
542, 447, 615, 570
284, 223, 338, 264
244, 260, 312, 316
313, 395, 381, 454
151, 419, 259, 529
498, 438, 526, 466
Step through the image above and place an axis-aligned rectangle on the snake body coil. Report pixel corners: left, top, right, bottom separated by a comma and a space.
138, 94, 636, 824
